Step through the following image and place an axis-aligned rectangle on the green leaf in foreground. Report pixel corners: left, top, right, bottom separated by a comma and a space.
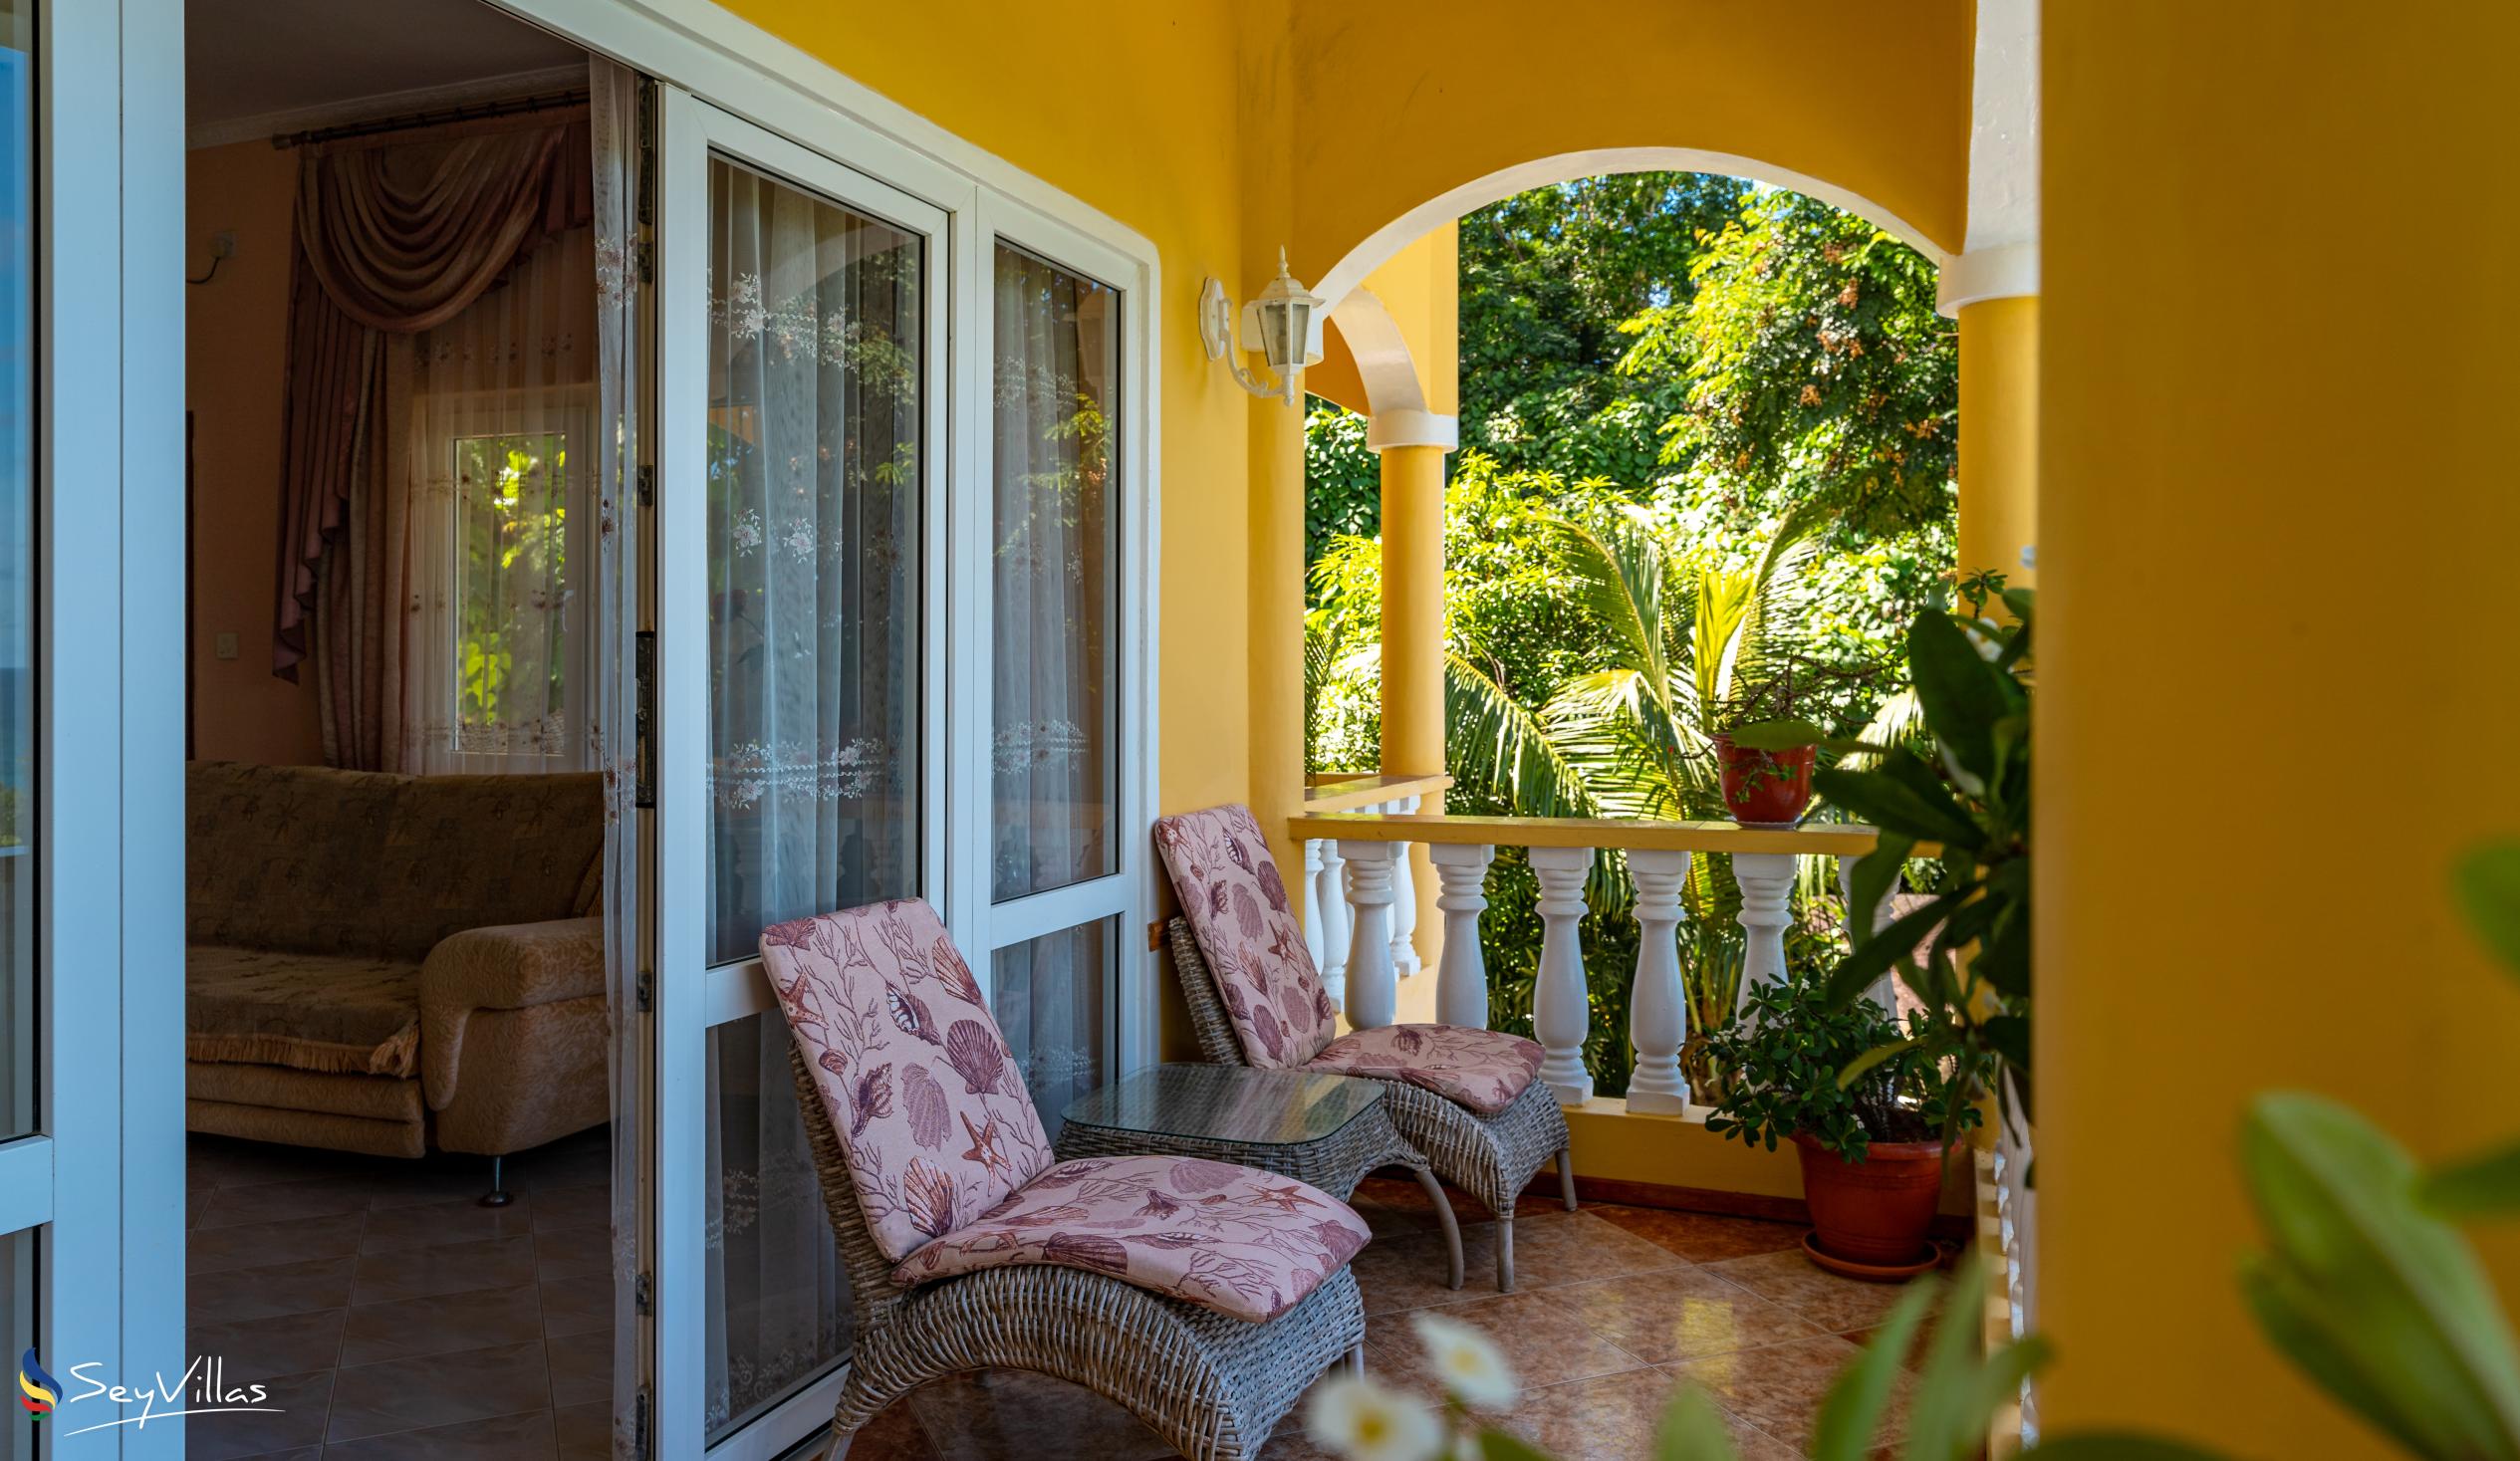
2454, 841, 2520, 979
1652, 1382, 1741, 1461
2422, 1139, 2520, 1220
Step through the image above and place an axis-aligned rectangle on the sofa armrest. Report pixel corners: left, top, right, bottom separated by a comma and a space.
419, 916, 605, 1111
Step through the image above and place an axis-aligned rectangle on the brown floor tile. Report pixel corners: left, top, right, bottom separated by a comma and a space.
360, 1192, 542, 1253
189, 1254, 359, 1327
1668, 1334, 1904, 1450
1366, 1289, 1651, 1398
189, 1305, 348, 1378
907, 1368, 1174, 1461
186, 1366, 336, 1461
1699, 1250, 1911, 1333
528, 1180, 612, 1233
1552, 1264, 1830, 1363
340, 1284, 545, 1367
532, 1223, 615, 1282
545, 1329, 610, 1409
1466, 1209, 1693, 1290
850, 1396, 943, 1459
1501, 1370, 1798, 1461
319, 1406, 559, 1459
1590, 1204, 1808, 1263
350, 1234, 539, 1307
552, 1400, 611, 1461
195, 1175, 373, 1230
189, 1208, 368, 1276
537, 1272, 615, 1339
1351, 1224, 1485, 1315
326, 1339, 553, 1443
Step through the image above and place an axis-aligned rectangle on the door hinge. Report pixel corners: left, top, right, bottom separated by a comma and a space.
634, 1385, 652, 1461
634, 968, 653, 1015
635, 463, 654, 509
633, 1270, 653, 1316
633, 630, 656, 810
633, 237, 654, 286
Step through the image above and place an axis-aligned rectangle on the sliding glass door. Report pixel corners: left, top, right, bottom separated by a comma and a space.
654, 92, 948, 1461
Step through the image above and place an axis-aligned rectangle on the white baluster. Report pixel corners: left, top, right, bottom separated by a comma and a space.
1388, 795, 1422, 977
1838, 852, 1901, 1013
1339, 840, 1401, 1031
1529, 845, 1595, 1105
1625, 849, 1690, 1113
1732, 852, 1798, 1009
1428, 843, 1496, 1030
1316, 840, 1350, 1008
1301, 840, 1327, 973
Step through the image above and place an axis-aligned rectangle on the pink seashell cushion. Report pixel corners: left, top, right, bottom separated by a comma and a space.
1306, 1024, 1544, 1117
890, 1154, 1372, 1323
759, 898, 1055, 1265
1153, 805, 1337, 1070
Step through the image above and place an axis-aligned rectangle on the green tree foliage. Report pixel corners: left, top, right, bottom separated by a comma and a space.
1620, 188, 1957, 539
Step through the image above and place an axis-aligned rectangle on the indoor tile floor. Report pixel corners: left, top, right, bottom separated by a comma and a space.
185, 1127, 614, 1461
188, 1139, 1914, 1461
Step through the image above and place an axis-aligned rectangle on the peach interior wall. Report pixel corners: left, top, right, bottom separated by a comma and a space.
186, 139, 323, 766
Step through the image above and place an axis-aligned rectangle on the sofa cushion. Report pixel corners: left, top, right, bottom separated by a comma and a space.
187, 761, 605, 963
759, 898, 1057, 1264
890, 1154, 1371, 1323
186, 944, 422, 1078
1306, 1024, 1545, 1116
1153, 804, 1337, 1069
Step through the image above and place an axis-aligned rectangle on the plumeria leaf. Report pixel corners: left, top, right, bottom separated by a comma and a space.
1653, 1383, 1742, 1461
2454, 842, 2520, 980
2421, 1139, 2520, 1219
1812, 1275, 1938, 1461
2016, 1437, 2235, 1460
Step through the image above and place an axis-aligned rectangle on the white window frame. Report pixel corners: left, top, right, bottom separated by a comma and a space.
418, 384, 597, 774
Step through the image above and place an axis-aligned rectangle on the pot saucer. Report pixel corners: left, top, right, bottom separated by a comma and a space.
1731, 818, 1809, 831
1800, 1230, 1942, 1283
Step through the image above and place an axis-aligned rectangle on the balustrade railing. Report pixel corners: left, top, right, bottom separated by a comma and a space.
1286, 805, 1910, 1110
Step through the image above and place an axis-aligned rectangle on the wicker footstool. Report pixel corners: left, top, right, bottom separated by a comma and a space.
1058, 1063, 1467, 1292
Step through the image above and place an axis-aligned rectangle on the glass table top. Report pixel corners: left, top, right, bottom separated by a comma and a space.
1060, 1063, 1383, 1146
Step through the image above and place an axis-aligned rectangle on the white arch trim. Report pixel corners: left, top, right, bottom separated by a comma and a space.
1324, 288, 1457, 449
1310, 146, 1950, 317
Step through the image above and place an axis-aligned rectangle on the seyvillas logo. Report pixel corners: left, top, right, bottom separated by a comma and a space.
14, 1352, 280, 1436
17, 1349, 56, 1417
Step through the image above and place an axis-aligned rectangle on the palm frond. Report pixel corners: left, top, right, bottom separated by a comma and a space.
1546, 510, 1675, 723
1444, 649, 1601, 820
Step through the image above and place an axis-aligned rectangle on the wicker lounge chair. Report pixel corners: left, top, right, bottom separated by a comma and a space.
761, 898, 1370, 1460
1153, 805, 1575, 1292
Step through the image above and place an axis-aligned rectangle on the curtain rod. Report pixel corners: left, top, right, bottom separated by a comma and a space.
272, 87, 590, 150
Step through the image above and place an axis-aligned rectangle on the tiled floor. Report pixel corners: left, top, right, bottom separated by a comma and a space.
834, 1179, 1918, 1461
189, 1138, 1914, 1461
186, 1127, 614, 1461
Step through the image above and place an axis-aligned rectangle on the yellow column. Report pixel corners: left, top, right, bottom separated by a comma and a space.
1957, 295, 2039, 592
1379, 440, 1447, 1023
1247, 391, 1308, 908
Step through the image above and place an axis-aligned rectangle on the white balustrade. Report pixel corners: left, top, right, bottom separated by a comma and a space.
1301, 840, 1327, 972
1315, 840, 1350, 1007
1731, 852, 1798, 1008
1428, 842, 1495, 1030
1387, 794, 1423, 977
1624, 849, 1690, 1113
1838, 852, 1901, 1012
1528, 845, 1595, 1105
1338, 839, 1401, 1031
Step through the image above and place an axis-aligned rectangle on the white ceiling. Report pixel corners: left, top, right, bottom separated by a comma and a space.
188, 0, 585, 144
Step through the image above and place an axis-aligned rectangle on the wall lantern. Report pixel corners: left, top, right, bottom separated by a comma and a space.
1199, 249, 1323, 405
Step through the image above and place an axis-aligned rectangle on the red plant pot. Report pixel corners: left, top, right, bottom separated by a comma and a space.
1715, 739, 1815, 825
1792, 1131, 1946, 1269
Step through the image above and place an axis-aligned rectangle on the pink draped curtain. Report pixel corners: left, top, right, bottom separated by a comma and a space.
272, 113, 592, 771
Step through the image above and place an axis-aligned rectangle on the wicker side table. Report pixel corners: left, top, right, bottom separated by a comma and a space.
1058, 1064, 1466, 1291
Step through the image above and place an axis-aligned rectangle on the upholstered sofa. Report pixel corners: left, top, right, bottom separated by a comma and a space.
186, 761, 609, 1160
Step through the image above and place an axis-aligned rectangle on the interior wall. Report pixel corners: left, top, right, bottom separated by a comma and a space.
2040, 1, 2520, 1452
186, 139, 323, 766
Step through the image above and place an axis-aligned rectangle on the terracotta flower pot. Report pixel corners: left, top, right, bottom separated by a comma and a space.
1715, 738, 1815, 825
1792, 1130, 1945, 1269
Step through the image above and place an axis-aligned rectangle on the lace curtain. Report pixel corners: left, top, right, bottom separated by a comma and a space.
403, 223, 596, 771
700, 154, 923, 1437
988, 243, 1120, 1128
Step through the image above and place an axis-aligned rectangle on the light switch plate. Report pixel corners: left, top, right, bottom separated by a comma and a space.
214, 631, 239, 660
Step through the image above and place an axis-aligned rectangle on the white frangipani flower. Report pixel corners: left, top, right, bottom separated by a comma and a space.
1305, 1374, 1442, 1461
1409, 1311, 1518, 1410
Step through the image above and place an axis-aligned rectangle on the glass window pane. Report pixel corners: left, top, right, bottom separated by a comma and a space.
989, 243, 1118, 902
704, 1013, 849, 1442
452, 428, 571, 755
0, 0, 29, 1145
993, 918, 1114, 1138
705, 157, 924, 964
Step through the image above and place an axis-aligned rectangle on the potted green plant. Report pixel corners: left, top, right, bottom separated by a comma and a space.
1702, 972, 1981, 1277
1709, 671, 1818, 826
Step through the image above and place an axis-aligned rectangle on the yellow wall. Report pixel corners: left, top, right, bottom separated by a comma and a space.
186, 140, 325, 767
2040, 2, 2520, 1452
